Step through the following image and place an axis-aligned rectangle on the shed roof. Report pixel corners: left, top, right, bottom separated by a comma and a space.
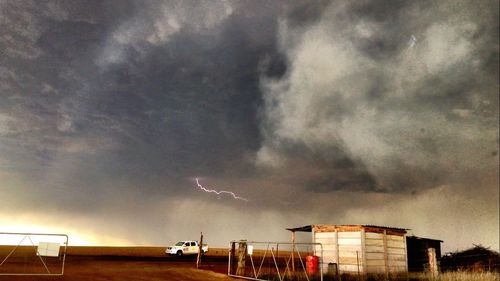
286, 224, 408, 233
406, 235, 443, 243
286, 225, 314, 232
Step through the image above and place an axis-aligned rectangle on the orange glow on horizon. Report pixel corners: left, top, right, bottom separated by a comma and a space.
0, 223, 133, 246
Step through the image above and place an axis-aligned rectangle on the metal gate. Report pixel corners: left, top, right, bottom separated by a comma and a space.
228, 241, 324, 281
0, 232, 68, 276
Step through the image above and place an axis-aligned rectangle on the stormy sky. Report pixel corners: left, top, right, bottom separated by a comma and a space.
0, 0, 498, 251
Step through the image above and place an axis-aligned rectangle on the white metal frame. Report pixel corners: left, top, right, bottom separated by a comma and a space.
228, 241, 324, 281
0, 232, 68, 276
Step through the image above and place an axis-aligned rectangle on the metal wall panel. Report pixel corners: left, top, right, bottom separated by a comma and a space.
366, 245, 384, 253
338, 232, 361, 238
366, 259, 385, 266
388, 248, 406, 255
388, 235, 404, 241
388, 240, 405, 248
338, 238, 361, 245
365, 239, 384, 246
365, 232, 383, 239
339, 264, 364, 272
366, 252, 384, 260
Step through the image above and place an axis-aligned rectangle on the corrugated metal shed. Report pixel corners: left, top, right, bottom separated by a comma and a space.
287, 224, 408, 274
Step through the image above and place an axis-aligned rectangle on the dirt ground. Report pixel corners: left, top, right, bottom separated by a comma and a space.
0, 256, 233, 281
0, 246, 295, 281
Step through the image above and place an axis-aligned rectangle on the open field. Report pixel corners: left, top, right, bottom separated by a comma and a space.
0, 258, 230, 281
66, 246, 231, 257
0, 246, 230, 281
0, 246, 230, 258
1, 247, 498, 281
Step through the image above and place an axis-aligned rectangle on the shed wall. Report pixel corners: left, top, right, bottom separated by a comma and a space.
312, 227, 407, 274
314, 231, 337, 273
313, 231, 364, 273
406, 237, 442, 272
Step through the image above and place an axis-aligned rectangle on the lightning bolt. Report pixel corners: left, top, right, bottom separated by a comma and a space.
195, 178, 249, 202
408, 34, 417, 48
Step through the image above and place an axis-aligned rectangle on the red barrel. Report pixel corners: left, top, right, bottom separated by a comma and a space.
306, 255, 319, 275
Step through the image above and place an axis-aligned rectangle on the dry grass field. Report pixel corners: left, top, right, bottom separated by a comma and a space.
0, 246, 498, 281
0, 246, 231, 281
336, 272, 499, 281
409, 272, 499, 281
0, 258, 231, 281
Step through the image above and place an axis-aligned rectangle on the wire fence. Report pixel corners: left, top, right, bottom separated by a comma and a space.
0, 232, 68, 276
228, 241, 324, 281
227, 242, 499, 281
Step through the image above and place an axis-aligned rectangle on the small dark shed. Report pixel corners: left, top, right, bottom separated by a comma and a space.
406, 236, 442, 272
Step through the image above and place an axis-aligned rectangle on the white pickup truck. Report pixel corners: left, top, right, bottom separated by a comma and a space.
165, 241, 208, 257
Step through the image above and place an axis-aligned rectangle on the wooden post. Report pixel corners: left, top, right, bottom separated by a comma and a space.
230, 242, 236, 275
361, 228, 366, 275
236, 241, 247, 276
291, 231, 296, 272
383, 230, 389, 278
276, 244, 279, 266
335, 229, 339, 272
428, 248, 438, 276
356, 250, 361, 281
196, 232, 203, 269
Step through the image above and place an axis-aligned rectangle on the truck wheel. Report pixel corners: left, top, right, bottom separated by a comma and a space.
176, 250, 183, 257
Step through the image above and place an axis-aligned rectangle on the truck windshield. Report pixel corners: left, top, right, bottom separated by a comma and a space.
175, 242, 184, 246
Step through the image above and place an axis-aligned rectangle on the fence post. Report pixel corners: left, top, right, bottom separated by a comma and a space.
291, 231, 296, 272
196, 232, 203, 269
230, 241, 236, 275
383, 230, 389, 280
428, 248, 438, 277
357, 250, 361, 281
236, 240, 247, 276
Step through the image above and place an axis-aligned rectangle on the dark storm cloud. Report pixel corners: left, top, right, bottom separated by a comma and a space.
258, 0, 499, 193
91, 1, 284, 182
0, 0, 286, 213
0, 0, 498, 250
